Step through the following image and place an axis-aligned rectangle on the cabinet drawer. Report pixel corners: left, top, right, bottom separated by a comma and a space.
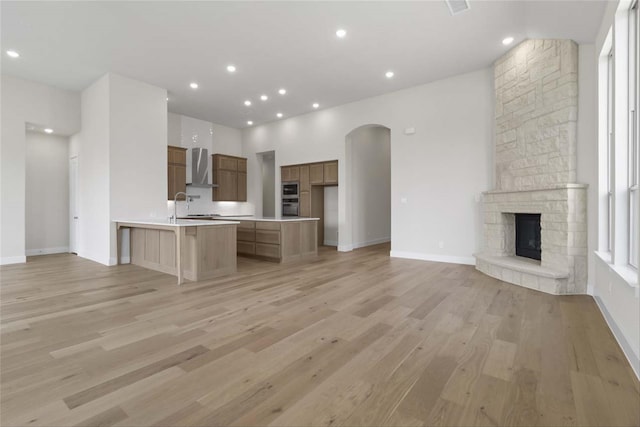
237, 241, 255, 255
237, 221, 255, 230
256, 221, 281, 230
255, 243, 280, 258
256, 230, 281, 245
237, 229, 256, 242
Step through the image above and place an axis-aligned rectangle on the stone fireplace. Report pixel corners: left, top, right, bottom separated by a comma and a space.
475, 39, 587, 295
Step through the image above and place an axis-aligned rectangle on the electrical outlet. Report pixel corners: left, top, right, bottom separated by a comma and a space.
438, 241, 444, 249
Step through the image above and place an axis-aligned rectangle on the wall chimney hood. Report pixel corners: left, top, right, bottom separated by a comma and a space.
187, 147, 218, 188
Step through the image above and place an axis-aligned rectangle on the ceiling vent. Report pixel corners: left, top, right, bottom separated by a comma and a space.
446, 0, 470, 15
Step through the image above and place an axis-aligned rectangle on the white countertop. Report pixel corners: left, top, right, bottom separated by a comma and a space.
181, 216, 319, 222
114, 219, 240, 227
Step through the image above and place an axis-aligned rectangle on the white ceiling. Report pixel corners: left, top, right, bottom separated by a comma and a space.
1, 1, 607, 129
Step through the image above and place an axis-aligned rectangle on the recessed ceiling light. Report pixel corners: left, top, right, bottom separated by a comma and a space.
6, 50, 19, 58
336, 29, 347, 38
385, 71, 394, 79
502, 36, 514, 45
190, 82, 199, 89
277, 113, 283, 118
166, 97, 169, 101
278, 88, 287, 95
44, 128, 53, 134
312, 103, 319, 109
227, 64, 236, 73
244, 100, 252, 106
260, 94, 268, 101
247, 121, 253, 126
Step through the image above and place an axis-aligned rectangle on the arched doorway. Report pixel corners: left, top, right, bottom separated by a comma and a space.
342, 124, 391, 251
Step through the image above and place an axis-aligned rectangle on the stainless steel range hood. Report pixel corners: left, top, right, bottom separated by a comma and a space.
187, 147, 217, 188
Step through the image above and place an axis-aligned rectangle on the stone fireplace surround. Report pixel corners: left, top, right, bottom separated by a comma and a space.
474, 39, 587, 295
475, 184, 587, 294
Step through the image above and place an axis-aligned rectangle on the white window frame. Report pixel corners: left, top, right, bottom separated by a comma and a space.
629, 0, 639, 269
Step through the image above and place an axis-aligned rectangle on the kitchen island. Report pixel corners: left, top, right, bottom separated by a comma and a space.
180, 216, 320, 263
114, 219, 239, 284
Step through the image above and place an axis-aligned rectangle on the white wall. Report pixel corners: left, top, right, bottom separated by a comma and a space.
577, 44, 599, 294
0, 74, 80, 264
348, 125, 391, 248
242, 68, 493, 262
25, 131, 70, 255
109, 73, 168, 262
77, 73, 168, 265
167, 112, 252, 217
324, 186, 339, 245
77, 74, 111, 265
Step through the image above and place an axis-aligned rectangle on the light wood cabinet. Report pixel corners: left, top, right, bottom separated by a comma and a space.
299, 191, 311, 217
168, 146, 187, 200
299, 165, 310, 192
284, 161, 338, 186
236, 219, 318, 262
215, 169, 237, 201
212, 154, 247, 202
324, 161, 338, 184
237, 172, 247, 202
281, 166, 300, 182
309, 163, 324, 185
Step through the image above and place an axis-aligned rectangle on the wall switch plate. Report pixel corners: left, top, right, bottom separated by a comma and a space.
438, 241, 444, 248
404, 127, 416, 135
401, 197, 408, 204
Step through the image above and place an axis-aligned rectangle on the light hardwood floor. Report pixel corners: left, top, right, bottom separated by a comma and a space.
1, 245, 638, 427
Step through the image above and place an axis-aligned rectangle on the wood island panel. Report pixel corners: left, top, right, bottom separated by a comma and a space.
121, 223, 237, 283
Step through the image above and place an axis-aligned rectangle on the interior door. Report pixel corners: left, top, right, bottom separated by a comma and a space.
69, 156, 79, 254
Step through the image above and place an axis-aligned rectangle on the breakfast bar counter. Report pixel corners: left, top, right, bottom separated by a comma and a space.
114, 219, 239, 284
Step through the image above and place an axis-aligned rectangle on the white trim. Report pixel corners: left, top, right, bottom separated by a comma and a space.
324, 240, 338, 247
390, 250, 476, 266
120, 256, 131, 264
596, 250, 640, 294
0, 256, 27, 265
594, 295, 640, 380
25, 247, 70, 256
352, 237, 391, 249
337, 244, 353, 252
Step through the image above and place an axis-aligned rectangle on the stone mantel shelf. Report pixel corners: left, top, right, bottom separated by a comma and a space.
475, 253, 569, 279
483, 183, 588, 195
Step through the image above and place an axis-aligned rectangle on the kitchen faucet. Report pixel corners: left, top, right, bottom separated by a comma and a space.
171, 192, 200, 223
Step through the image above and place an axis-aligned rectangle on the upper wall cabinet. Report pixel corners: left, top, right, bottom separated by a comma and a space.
212, 154, 247, 202
282, 160, 338, 186
281, 166, 300, 183
168, 146, 187, 200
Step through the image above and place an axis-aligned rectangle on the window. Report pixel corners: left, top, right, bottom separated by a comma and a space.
607, 48, 614, 253
629, 0, 639, 268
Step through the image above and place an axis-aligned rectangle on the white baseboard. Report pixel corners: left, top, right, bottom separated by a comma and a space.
335, 237, 391, 252
390, 250, 476, 266
25, 246, 69, 256
78, 251, 112, 266
0, 256, 27, 265
352, 237, 391, 249
324, 240, 338, 247
120, 256, 131, 264
594, 296, 640, 380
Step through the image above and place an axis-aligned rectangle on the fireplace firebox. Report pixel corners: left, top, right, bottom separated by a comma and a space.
515, 214, 541, 261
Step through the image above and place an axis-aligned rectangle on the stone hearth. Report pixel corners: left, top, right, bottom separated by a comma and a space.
475, 39, 588, 295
